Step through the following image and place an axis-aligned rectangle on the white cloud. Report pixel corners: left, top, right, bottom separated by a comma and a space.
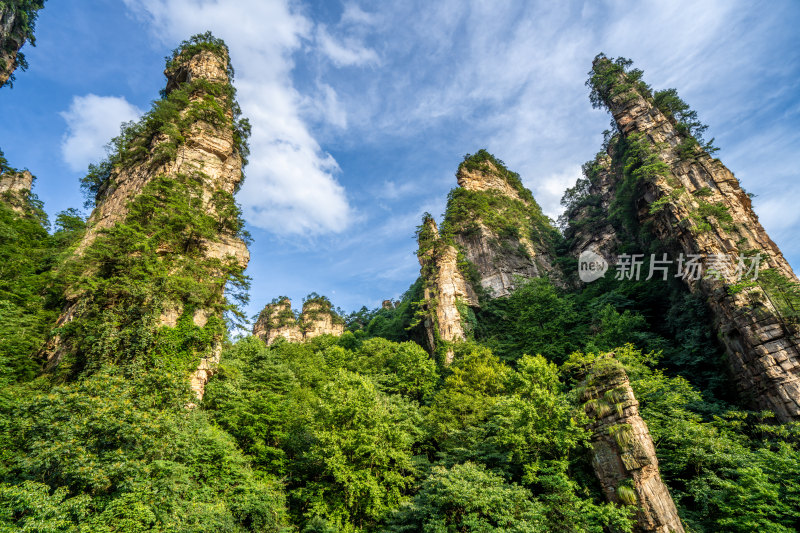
302, 83, 347, 129
59, 94, 141, 172
532, 165, 583, 219
341, 2, 378, 26
122, 0, 353, 236
316, 24, 379, 67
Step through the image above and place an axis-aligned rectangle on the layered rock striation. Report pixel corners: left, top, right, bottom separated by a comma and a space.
43, 35, 250, 401
415, 151, 561, 361
253, 296, 345, 345
571, 56, 800, 421
577, 354, 684, 533
416, 216, 478, 364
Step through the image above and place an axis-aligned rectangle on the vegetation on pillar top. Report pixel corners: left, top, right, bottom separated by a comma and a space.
444, 151, 559, 253
165, 30, 234, 80
458, 149, 536, 204
587, 53, 718, 154
80, 31, 251, 207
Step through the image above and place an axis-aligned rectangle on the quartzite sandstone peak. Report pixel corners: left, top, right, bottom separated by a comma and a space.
253, 296, 345, 345
416, 215, 478, 364
43, 36, 249, 401
578, 354, 684, 533
416, 152, 561, 361
579, 55, 800, 421
0, 166, 33, 214
448, 152, 560, 297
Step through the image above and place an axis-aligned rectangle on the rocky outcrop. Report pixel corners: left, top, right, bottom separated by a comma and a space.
578, 354, 684, 533
445, 152, 560, 297
0, 168, 32, 193
0, 2, 44, 88
43, 37, 249, 401
0, 168, 33, 213
416, 216, 478, 364
253, 298, 303, 345
415, 153, 563, 361
77, 48, 246, 264
580, 56, 800, 421
301, 300, 345, 339
253, 297, 344, 345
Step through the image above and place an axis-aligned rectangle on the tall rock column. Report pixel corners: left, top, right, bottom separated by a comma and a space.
585, 56, 800, 421
416, 215, 478, 364
43, 34, 250, 401
577, 354, 684, 533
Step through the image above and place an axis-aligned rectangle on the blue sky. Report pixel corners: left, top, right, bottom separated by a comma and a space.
1, 0, 799, 321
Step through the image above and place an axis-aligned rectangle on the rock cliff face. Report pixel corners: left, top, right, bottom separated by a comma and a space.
574, 56, 800, 421
578, 354, 684, 533
416, 216, 478, 363
446, 153, 560, 297
43, 37, 249, 401
563, 155, 621, 266
0, 2, 44, 88
253, 297, 344, 345
0, 168, 33, 213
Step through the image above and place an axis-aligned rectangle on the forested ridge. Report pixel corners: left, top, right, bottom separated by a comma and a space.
1, 13, 799, 533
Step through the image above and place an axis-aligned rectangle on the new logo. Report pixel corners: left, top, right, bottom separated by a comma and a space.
578, 250, 608, 283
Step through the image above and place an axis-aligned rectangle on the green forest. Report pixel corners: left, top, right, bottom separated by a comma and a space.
1, 5, 800, 532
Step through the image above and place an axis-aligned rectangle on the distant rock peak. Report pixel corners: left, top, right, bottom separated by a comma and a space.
253, 296, 345, 345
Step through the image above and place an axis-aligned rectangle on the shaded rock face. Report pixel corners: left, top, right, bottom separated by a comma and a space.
417, 218, 478, 364
580, 355, 684, 533
0, 169, 33, 213
581, 57, 800, 421
253, 298, 344, 345
450, 159, 559, 298
564, 156, 621, 266
44, 46, 248, 401
453, 222, 547, 297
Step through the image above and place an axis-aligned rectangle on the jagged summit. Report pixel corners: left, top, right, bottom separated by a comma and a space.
456, 149, 531, 201
442, 150, 561, 297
